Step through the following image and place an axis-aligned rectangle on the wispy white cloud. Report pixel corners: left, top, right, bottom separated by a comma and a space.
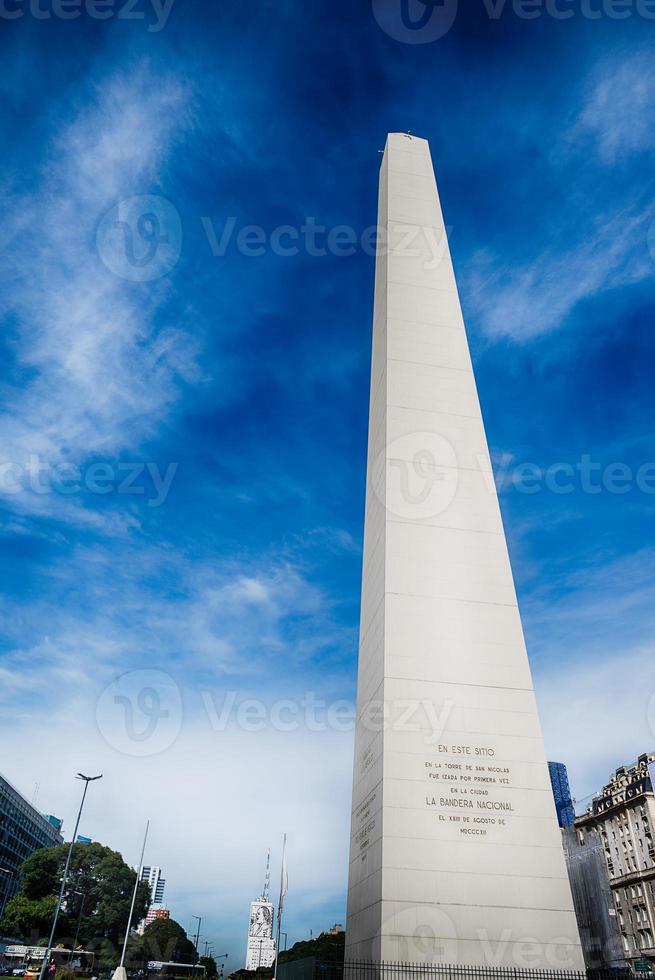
0, 540, 354, 959
463, 51, 655, 342
538, 644, 655, 812
569, 51, 655, 163
526, 548, 655, 805
0, 64, 199, 528
0, 704, 351, 960
0, 543, 355, 714
465, 202, 654, 340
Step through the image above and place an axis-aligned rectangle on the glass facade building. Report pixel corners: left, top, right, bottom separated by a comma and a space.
549, 761, 576, 829
0, 773, 63, 915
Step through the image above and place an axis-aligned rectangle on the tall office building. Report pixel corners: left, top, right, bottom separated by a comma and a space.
136, 866, 167, 935
141, 865, 166, 904
549, 761, 576, 829
345, 133, 584, 968
0, 772, 63, 915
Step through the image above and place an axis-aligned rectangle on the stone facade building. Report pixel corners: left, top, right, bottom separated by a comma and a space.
575, 752, 655, 967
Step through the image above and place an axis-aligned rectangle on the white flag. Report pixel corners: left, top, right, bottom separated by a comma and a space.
278, 834, 288, 921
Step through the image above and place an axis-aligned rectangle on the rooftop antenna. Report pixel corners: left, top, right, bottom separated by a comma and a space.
262, 849, 271, 902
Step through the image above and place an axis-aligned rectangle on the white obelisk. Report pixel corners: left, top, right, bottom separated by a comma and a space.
345, 133, 584, 970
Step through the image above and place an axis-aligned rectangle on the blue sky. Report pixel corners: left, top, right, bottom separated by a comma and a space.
1, 0, 655, 964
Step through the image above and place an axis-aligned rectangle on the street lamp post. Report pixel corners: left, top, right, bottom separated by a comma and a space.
68, 890, 86, 965
0, 868, 14, 921
38, 773, 103, 980
281, 933, 288, 951
192, 916, 202, 964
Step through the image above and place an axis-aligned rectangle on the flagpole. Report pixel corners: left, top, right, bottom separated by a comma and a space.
114, 820, 150, 980
275, 834, 287, 978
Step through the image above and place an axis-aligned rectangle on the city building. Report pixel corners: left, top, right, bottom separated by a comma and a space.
245, 853, 276, 971
0, 772, 63, 918
575, 752, 655, 967
137, 907, 170, 935
549, 762, 576, 829
136, 866, 167, 935
345, 132, 584, 968
141, 865, 166, 905
562, 827, 625, 969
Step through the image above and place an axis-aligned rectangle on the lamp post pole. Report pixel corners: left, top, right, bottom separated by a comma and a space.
0, 868, 14, 921
192, 916, 202, 965
38, 774, 103, 980
68, 889, 86, 965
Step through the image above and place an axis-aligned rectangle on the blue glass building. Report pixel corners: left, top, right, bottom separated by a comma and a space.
0, 773, 63, 921
548, 761, 576, 829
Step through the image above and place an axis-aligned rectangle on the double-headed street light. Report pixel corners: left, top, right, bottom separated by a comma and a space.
38, 773, 103, 980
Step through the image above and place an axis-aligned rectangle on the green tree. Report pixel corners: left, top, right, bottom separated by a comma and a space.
278, 930, 344, 965
0, 894, 58, 939
0, 842, 150, 948
126, 918, 197, 969
199, 955, 218, 980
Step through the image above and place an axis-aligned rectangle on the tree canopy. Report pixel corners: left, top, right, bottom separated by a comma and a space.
0, 842, 150, 949
277, 930, 345, 965
126, 917, 198, 968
